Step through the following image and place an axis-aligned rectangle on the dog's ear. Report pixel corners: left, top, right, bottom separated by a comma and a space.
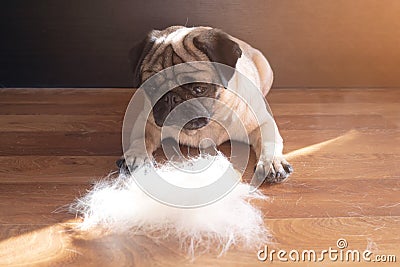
193, 29, 242, 87
129, 30, 160, 88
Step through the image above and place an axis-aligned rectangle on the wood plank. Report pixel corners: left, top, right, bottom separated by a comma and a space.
0, 132, 122, 156
276, 114, 397, 130
2, 88, 399, 104
0, 183, 84, 225
1, 152, 399, 184
0, 156, 117, 183
3, 88, 398, 102
0, 115, 122, 132
267, 88, 400, 104
0, 114, 398, 132
0, 131, 400, 182
0, 103, 127, 115
2, 88, 399, 115
1, 178, 398, 225
270, 102, 400, 116
0, 88, 133, 104
0, 88, 399, 266
3, 101, 399, 117
0, 216, 398, 266
285, 153, 400, 181
259, 178, 400, 218
263, 216, 400, 265
0, 114, 395, 133
384, 115, 400, 128
0, 129, 398, 156
281, 129, 400, 154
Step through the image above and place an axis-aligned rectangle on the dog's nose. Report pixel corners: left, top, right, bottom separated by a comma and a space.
164, 92, 182, 107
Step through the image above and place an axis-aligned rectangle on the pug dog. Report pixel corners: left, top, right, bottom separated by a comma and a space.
117, 26, 293, 184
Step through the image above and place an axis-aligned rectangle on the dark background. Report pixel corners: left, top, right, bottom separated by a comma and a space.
1, 0, 400, 88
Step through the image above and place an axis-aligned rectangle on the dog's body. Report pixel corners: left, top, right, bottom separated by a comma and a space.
119, 26, 293, 183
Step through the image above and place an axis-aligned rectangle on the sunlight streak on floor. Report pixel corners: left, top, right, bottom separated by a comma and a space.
284, 130, 358, 160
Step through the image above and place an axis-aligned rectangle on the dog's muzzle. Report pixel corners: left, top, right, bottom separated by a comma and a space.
152, 92, 210, 130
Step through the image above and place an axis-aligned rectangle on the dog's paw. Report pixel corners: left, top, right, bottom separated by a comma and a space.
116, 153, 153, 173
254, 156, 293, 184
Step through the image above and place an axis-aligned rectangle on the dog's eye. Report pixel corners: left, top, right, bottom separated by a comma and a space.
192, 85, 207, 95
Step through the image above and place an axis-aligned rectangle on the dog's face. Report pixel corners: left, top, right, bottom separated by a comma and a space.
152, 83, 218, 130
129, 26, 242, 130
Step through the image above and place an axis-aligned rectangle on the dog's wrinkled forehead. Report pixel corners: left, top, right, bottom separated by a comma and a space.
129, 26, 242, 88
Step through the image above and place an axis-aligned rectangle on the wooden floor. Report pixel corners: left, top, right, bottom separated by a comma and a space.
0, 88, 399, 266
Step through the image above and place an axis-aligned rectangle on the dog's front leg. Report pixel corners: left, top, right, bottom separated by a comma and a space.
249, 119, 293, 184
117, 112, 161, 172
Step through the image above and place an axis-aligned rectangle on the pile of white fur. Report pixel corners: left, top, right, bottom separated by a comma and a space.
70, 153, 269, 257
